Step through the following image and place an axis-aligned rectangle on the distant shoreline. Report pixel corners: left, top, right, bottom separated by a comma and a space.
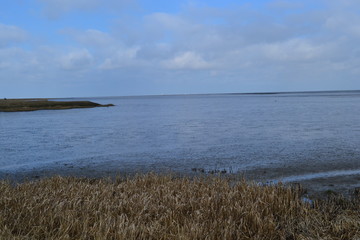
6, 89, 360, 100
112, 89, 360, 98
0, 99, 114, 112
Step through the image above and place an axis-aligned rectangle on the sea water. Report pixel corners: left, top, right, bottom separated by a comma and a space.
1, 91, 360, 180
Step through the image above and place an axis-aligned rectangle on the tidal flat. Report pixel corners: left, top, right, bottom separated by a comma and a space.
0, 98, 114, 112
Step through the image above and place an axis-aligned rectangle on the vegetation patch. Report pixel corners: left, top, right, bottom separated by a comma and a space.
0, 174, 359, 239
0, 99, 114, 112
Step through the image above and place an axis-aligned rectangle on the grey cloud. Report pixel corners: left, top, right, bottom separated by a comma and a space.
267, 0, 305, 10
62, 28, 147, 70
64, 0, 360, 76
0, 23, 27, 47
4, 0, 360, 98
99, 46, 141, 70
0, 47, 40, 71
38, 0, 134, 19
59, 49, 94, 71
61, 29, 114, 48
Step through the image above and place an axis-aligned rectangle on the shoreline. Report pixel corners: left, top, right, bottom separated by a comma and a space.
1, 164, 360, 199
0, 99, 114, 112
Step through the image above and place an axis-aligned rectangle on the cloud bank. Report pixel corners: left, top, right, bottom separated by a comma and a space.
2, 0, 360, 97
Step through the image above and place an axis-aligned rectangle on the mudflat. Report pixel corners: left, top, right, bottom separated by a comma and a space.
0, 99, 114, 112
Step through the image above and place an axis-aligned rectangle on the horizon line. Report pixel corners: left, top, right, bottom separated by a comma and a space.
59, 89, 360, 99
6, 89, 360, 100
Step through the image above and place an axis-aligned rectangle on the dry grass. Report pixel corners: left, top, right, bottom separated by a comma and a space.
0, 174, 359, 239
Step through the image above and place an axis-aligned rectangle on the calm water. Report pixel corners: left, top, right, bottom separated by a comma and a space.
1, 91, 360, 180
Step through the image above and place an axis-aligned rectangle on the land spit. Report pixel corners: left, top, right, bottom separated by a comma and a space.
0, 99, 114, 112
0, 174, 359, 239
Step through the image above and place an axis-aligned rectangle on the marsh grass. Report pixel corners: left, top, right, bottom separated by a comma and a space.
0, 99, 113, 112
0, 174, 359, 239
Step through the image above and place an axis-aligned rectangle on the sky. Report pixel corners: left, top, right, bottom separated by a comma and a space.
1, 0, 360, 98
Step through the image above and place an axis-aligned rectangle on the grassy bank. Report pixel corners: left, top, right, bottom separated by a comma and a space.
0, 99, 114, 112
0, 174, 359, 239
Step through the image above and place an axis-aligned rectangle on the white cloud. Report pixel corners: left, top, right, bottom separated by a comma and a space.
0, 23, 27, 47
258, 39, 327, 61
99, 47, 140, 70
62, 29, 114, 47
59, 49, 94, 71
163, 52, 212, 70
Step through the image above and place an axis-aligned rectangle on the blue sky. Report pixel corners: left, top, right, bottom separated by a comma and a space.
1, 0, 360, 98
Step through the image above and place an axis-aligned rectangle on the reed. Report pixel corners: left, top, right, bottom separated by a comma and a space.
0, 174, 359, 239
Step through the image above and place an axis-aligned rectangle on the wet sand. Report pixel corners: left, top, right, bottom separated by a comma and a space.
240, 166, 360, 198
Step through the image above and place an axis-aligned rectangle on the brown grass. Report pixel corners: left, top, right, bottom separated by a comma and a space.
0, 174, 359, 239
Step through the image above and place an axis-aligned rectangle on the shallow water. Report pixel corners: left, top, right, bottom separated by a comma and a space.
1, 91, 360, 182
